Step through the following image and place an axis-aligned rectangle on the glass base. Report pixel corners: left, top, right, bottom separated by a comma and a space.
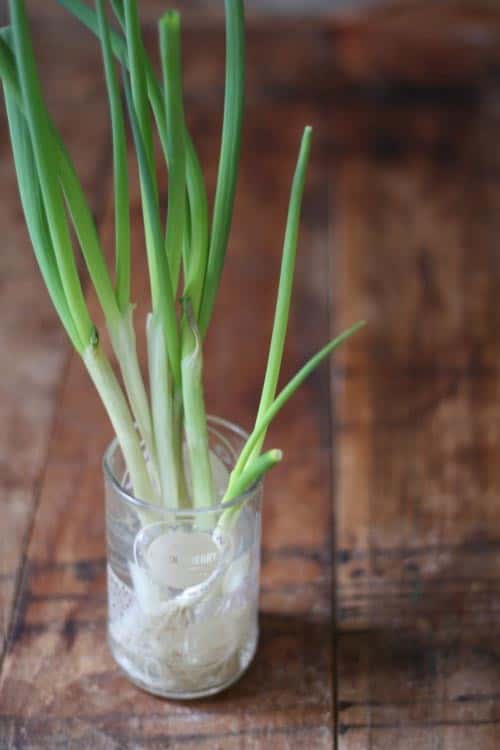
108, 627, 258, 700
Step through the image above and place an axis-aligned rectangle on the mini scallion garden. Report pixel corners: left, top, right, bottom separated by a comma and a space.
1, 0, 364, 698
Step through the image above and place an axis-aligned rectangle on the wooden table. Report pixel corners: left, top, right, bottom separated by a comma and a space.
2, 3, 500, 748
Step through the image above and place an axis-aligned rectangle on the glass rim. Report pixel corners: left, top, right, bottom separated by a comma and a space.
102, 414, 262, 515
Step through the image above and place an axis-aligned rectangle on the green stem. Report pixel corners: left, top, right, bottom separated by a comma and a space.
227, 321, 366, 496
181, 299, 214, 508
199, 0, 245, 336
250, 127, 312, 459
9, 0, 92, 347
159, 10, 187, 296
225, 449, 282, 502
146, 312, 181, 507
0, 30, 122, 331
0, 31, 22, 101
172, 389, 190, 508
83, 339, 154, 504
218, 449, 282, 532
3, 83, 82, 352
107, 0, 209, 315
123, 0, 154, 176
3, 33, 151, 467
56, 134, 121, 327
108, 306, 157, 486
95, 0, 130, 312
54, 0, 210, 321
184, 137, 209, 319
123, 71, 181, 386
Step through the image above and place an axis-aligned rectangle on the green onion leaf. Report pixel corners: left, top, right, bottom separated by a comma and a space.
226, 449, 282, 502
4, 88, 82, 352
123, 70, 181, 385
9, 0, 93, 347
199, 0, 245, 336
1, 24, 120, 329
96, 0, 131, 312
147, 312, 178, 506
56, 134, 120, 327
229, 321, 366, 486
123, 0, 155, 178
159, 10, 186, 296
55, 0, 210, 321
0, 31, 20, 99
184, 136, 209, 318
251, 126, 312, 459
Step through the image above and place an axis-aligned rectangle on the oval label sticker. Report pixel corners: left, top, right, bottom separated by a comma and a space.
146, 530, 220, 589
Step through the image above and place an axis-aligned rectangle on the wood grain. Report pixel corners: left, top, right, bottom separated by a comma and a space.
2, 3, 500, 748
331, 21, 500, 750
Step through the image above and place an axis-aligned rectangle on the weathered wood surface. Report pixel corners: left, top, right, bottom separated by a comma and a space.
331, 13, 500, 749
24, 0, 500, 26
1, 4, 500, 748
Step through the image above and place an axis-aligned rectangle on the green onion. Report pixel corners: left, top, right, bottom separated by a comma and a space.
123, 0, 154, 175
225, 320, 366, 497
1, 0, 364, 516
83, 337, 155, 504
249, 126, 312, 461
95, 0, 130, 313
4, 5, 154, 505
181, 298, 214, 509
94, 0, 156, 472
55, 0, 211, 321
146, 313, 177, 505
108, 0, 209, 319
227, 449, 283, 502
4, 84, 82, 352
0, 30, 22, 101
123, 70, 180, 385
198, 0, 245, 336
56, 136, 120, 327
159, 10, 186, 296
9, 0, 93, 348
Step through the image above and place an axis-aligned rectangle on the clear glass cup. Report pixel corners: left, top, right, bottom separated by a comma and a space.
103, 416, 262, 699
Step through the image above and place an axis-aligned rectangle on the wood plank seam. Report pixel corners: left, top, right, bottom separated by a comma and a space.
327, 150, 342, 750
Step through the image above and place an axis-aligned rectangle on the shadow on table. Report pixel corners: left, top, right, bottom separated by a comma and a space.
197, 611, 333, 712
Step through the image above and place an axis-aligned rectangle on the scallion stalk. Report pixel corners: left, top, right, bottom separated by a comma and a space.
159, 10, 186, 296
146, 313, 179, 506
95, 0, 130, 313
123, 70, 181, 386
227, 449, 283, 502
181, 299, 214, 509
9, 0, 93, 348
198, 0, 245, 336
123, 0, 154, 175
84, 337, 154, 504
249, 126, 312, 460
4, 4, 154, 503
3, 84, 82, 352
55, 0, 211, 322
225, 320, 366, 498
